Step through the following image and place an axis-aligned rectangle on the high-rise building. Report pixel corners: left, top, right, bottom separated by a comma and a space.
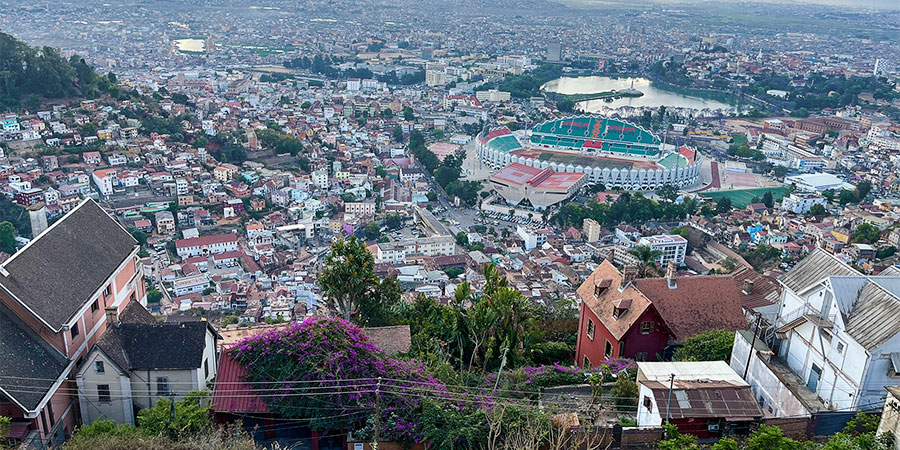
547, 42, 561, 62
583, 218, 602, 243
874, 58, 893, 76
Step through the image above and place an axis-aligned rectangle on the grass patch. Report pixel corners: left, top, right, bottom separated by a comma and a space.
731, 134, 748, 147
700, 187, 787, 209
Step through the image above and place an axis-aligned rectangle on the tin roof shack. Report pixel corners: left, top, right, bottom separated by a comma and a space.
635, 361, 763, 439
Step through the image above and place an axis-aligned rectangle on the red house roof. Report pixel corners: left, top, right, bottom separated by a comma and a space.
212, 352, 269, 413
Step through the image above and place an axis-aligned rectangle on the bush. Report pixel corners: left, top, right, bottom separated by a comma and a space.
673, 329, 735, 362
136, 391, 212, 440
609, 374, 639, 411
65, 424, 257, 450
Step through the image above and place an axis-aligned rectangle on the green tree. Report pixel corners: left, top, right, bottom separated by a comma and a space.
0, 221, 17, 254
762, 191, 774, 208
808, 203, 827, 216
853, 223, 880, 244
318, 236, 378, 320
673, 329, 735, 361
629, 245, 663, 278
147, 289, 163, 304
392, 125, 404, 143
716, 197, 733, 214
656, 183, 679, 203
403, 106, 415, 121
128, 227, 148, 246
363, 221, 381, 241
455, 231, 469, 247
358, 275, 402, 327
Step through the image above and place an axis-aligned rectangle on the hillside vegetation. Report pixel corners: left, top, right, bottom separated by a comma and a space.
0, 32, 112, 110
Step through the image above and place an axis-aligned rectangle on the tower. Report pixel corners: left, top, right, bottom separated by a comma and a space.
27, 202, 48, 237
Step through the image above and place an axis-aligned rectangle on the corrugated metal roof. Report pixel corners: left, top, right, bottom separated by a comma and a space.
211, 353, 269, 414
844, 281, 900, 351
780, 249, 858, 294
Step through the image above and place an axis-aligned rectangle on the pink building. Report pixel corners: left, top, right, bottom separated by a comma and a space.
0, 198, 145, 447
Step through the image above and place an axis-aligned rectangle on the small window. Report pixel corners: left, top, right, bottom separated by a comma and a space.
640, 321, 655, 335
95, 361, 105, 373
91, 300, 99, 312
635, 352, 648, 361
157, 377, 169, 395
204, 360, 209, 379
587, 319, 595, 341
98, 384, 111, 403
821, 329, 833, 344
837, 342, 845, 353
104, 285, 112, 297
71, 323, 79, 338
643, 395, 653, 413
605, 340, 613, 359
582, 355, 590, 369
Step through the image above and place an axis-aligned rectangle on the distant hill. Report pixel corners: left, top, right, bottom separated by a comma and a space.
0, 31, 112, 111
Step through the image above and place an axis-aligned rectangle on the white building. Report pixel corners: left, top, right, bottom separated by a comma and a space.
637, 234, 688, 266
173, 273, 209, 297
516, 226, 548, 251
75, 305, 218, 425
732, 250, 900, 417
371, 235, 456, 264
175, 233, 239, 258
780, 192, 827, 214
92, 169, 117, 197
784, 173, 854, 193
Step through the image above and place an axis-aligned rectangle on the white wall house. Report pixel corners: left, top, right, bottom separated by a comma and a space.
733, 250, 900, 417
76, 304, 218, 425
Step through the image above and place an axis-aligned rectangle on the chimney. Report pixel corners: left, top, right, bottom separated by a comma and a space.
743, 279, 754, 295
105, 306, 119, 324
623, 266, 638, 283
666, 261, 677, 289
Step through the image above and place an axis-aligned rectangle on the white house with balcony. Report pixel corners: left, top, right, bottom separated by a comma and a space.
731, 249, 900, 417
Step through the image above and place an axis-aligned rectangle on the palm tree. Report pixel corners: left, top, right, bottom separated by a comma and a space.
629, 245, 664, 278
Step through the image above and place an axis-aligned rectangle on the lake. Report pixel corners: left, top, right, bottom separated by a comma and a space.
173, 38, 205, 53
542, 76, 733, 111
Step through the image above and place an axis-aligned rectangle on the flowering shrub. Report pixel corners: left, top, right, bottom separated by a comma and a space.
229, 316, 446, 444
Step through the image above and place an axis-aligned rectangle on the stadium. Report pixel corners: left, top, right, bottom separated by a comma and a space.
477, 116, 702, 191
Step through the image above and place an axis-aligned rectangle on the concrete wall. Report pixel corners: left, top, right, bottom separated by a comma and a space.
76, 350, 134, 425
731, 330, 810, 417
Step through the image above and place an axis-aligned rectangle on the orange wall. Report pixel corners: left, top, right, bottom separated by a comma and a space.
0, 290, 64, 353
114, 257, 137, 294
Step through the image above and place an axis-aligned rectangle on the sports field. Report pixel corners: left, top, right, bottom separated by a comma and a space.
699, 187, 787, 208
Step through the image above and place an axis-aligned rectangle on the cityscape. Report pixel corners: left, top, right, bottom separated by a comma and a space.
2, 0, 900, 449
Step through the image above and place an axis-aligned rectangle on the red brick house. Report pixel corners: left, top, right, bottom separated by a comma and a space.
0, 199, 145, 447
575, 260, 746, 367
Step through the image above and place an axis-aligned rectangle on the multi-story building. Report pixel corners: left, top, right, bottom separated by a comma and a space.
637, 234, 688, 266
74, 305, 218, 426
583, 218, 603, 243
732, 250, 900, 417
781, 192, 827, 214
154, 211, 175, 234
371, 235, 456, 264
345, 202, 377, 218
0, 199, 144, 447
175, 233, 239, 258
92, 169, 117, 197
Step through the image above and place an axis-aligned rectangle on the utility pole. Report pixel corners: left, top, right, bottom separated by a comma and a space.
493, 346, 510, 391
744, 313, 763, 379
665, 373, 675, 424
373, 377, 382, 450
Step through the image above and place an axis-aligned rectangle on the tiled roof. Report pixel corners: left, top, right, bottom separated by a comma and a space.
0, 302, 68, 411
0, 199, 137, 331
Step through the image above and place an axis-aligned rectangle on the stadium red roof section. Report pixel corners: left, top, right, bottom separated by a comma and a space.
491, 163, 586, 190
176, 233, 238, 249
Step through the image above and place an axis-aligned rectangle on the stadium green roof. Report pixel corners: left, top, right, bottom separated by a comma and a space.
486, 134, 523, 153
529, 116, 661, 157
